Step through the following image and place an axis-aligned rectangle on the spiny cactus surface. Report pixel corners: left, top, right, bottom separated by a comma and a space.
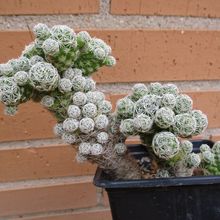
0, 23, 218, 180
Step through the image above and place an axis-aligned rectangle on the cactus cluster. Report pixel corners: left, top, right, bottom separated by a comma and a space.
116, 83, 207, 140
115, 82, 210, 177
0, 23, 218, 180
200, 142, 220, 175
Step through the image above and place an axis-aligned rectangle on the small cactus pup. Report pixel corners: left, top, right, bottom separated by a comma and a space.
0, 23, 215, 180
200, 141, 220, 175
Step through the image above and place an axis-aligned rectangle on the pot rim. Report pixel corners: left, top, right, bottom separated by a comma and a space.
94, 139, 219, 189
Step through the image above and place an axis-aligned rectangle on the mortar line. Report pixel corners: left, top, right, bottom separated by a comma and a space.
0, 138, 66, 149
97, 80, 220, 94
0, 175, 94, 191
3, 0, 220, 30
1, 206, 110, 220
3, 15, 220, 30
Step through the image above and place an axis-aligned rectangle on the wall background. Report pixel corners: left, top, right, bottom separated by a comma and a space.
0, 0, 220, 219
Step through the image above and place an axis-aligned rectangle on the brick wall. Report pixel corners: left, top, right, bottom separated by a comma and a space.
0, 0, 220, 219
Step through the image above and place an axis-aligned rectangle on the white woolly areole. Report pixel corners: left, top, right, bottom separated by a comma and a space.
67, 105, 81, 119
10, 56, 30, 72
148, 82, 163, 95
0, 63, 14, 76
98, 100, 112, 114
4, 106, 18, 116
174, 94, 193, 114
192, 110, 208, 135
58, 78, 72, 92
93, 48, 106, 60
154, 107, 175, 129
30, 55, 44, 66
62, 132, 77, 144
200, 144, 211, 152
105, 56, 116, 67
212, 141, 220, 154
174, 113, 197, 137
53, 123, 64, 137
94, 38, 111, 54
82, 103, 97, 118
77, 31, 91, 44
152, 132, 180, 160
181, 140, 193, 154
132, 83, 148, 100
42, 38, 60, 56
14, 71, 29, 86
0, 77, 16, 92
63, 118, 79, 133
33, 23, 50, 40
0, 77, 21, 105
162, 83, 179, 96
95, 114, 109, 130
97, 132, 109, 144
133, 114, 153, 133
114, 143, 127, 155
86, 91, 105, 105
63, 68, 82, 81
72, 68, 82, 75
87, 38, 108, 54
161, 94, 176, 109
202, 150, 215, 163
90, 143, 103, 155
120, 119, 135, 136
116, 97, 134, 118
79, 117, 95, 134
186, 153, 201, 168
72, 92, 87, 106
35, 39, 44, 48
105, 45, 112, 55
84, 77, 96, 92
72, 75, 86, 92
91, 40, 110, 56
51, 25, 76, 46
40, 95, 54, 108
78, 142, 91, 155
135, 95, 161, 116
29, 62, 59, 91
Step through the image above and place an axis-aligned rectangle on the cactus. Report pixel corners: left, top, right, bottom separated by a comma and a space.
0, 23, 218, 180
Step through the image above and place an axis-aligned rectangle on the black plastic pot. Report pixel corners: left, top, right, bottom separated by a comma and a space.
93, 140, 220, 220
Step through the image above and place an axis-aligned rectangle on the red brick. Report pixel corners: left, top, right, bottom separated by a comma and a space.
0, 101, 56, 141
1, 30, 220, 83
210, 134, 220, 142
0, 177, 97, 217
0, 143, 96, 182
23, 208, 112, 220
0, 0, 99, 15
111, 0, 220, 18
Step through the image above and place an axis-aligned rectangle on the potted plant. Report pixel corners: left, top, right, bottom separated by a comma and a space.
0, 23, 220, 220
